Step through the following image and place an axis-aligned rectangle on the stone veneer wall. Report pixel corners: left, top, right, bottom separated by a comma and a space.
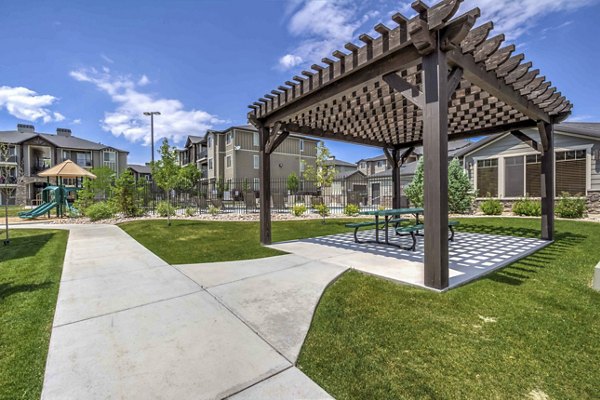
15, 176, 47, 206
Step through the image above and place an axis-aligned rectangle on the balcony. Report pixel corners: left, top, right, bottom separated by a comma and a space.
0, 175, 18, 185
0, 155, 18, 163
198, 150, 208, 159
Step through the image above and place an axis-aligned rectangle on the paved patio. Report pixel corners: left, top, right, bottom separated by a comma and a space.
269, 228, 551, 291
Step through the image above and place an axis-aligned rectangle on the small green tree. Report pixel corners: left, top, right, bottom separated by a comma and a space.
151, 139, 182, 226
404, 158, 424, 207
448, 158, 476, 213
177, 163, 200, 193
0, 143, 24, 244
75, 166, 115, 212
302, 143, 336, 191
404, 157, 476, 213
112, 169, 143, 217
287, 172, 299, 194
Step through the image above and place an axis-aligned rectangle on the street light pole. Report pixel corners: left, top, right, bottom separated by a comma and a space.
143, 111, 161, 164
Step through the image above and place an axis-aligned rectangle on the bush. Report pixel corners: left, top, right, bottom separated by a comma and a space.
112, 169, 144, 217
208, 205, 220, 216
555, 193, 587, 218
156, 201, 176, 217
314, 203, 330, 217
344, 203, 360, 216
512, 198, 541, 216
185, 207, 196, 217
448, 158, 476, 213
292, 203, 307, 217
480, 198, 503, 215
86, 201, 115, 222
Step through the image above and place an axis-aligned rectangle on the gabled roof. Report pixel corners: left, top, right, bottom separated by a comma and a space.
358, 154, 387, 163
0, 128, 128, 153
453, 121, 600, 158
324, 158, 356, 168
127, 164, 152, 174
369, 160, 419, 178
187, 135, 205, 145
335, 170, 365, 180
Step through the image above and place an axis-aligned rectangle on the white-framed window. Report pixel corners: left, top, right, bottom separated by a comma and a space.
253, 177, 260, 191
476, 158, 498, 197
208, 135, 213, 148
300, 160, 305, 172
299, 139, 304, 152
377, 160, 383, 168
226, 155, 232, 168
253, 155, 259, 169
103, 150, 117, 171
253, 132, 259, 146
226, 132, 233, 145
208, 158, 213, 170
360, 162, 366, 169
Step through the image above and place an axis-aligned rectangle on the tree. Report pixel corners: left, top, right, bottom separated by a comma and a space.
287, 172, 299, 194
151, 139, 181, 226
112, 169, 143, 217
302, 142, 336, 192
447, 158, 476, 213
74, 166, 115, 213
404, 157, 476, 213
404, 157, 424, 207
0, 143, 23, 245
178, 164, 201, 193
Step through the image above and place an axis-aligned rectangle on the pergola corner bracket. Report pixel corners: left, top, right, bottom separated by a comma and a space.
382, 72, 424, 108
446, 67, 463, 101
510, 130, 540, 152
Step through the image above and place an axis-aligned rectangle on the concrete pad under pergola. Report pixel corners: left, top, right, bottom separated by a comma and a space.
248, 0, 571, 290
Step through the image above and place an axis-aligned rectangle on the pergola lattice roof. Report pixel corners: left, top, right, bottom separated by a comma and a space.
248, 0, 571, 148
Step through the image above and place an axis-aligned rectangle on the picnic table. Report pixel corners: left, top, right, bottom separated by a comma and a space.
359, 207, 424, 246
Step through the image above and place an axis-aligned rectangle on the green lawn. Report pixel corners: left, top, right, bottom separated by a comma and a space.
119, 218, 363, 264
0, 229, 68, 400
1, 205, 26, 218
297, 218, 600, 399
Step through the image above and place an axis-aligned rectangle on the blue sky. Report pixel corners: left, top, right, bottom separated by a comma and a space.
1, 0, 599, 164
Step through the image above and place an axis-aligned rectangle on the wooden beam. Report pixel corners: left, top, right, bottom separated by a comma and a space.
539, 122, 554, 241
510, 130, 539, 152
262, 43, 421, 126
382, 72, 424, 108
266, 130, 289, 154
447, 67, 463, 101
279, 122, 389, 148
258, 125, 272, 245
422, 39, 449, 290
447, 49, 551, 123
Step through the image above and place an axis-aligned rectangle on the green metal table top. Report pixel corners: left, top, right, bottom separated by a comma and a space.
359, 207, 424, 216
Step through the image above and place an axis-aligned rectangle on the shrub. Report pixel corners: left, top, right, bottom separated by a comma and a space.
344, 203, 360, 216
156, 201, 176, 217
555, 193, 587, 218
208, 205, 220, 216
185, 207, 196, 217
314, 203, 330, 217
479, 198, 503, 215
112, 169, 144, 217
292, 203, 307, 217
512, 198, 541, 216
86, 201, 115, 222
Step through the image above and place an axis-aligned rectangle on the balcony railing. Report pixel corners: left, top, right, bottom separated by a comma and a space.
198, 150, 208, 159
0, 176, 17, 185
0, 155, 18, 163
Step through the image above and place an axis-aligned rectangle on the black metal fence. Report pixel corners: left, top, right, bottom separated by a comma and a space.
135, 177, 407, 216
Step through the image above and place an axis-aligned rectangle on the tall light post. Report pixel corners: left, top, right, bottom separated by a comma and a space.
143, 111, 161, 164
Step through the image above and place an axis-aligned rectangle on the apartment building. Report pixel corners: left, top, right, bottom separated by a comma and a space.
0, 124, 128, 205
179, 125, 319, 189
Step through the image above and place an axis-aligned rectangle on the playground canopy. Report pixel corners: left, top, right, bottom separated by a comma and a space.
38, 159, 96, 179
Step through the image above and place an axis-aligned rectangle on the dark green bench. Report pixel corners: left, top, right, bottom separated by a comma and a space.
395, 224, 423, 251
346, 218, 407, 244
448, 220, 459, 241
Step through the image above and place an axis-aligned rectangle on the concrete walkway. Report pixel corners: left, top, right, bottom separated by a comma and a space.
18, 224, 339, 399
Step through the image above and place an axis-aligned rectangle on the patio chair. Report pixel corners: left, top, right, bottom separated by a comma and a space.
244, 191, 256, 212
271, 192, 286, 212
210, 198, 223, 210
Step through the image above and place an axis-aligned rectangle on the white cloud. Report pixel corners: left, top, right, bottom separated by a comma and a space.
0, 86, 65, 123
460, 0, 594, 39
277, 0, 388, 70
72, 118, 82, 125
100, 54, 114, 64
70, 67, 225, 145
138, 75, 150, 86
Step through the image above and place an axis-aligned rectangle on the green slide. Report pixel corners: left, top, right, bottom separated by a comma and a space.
18, 201, 58, 219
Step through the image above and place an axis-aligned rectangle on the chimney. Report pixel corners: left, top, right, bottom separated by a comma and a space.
17, 123, 35, 133
56, 128, 72, 137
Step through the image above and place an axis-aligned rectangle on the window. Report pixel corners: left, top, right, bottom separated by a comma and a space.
226, 155, 232, 168
226, 132, 233, 145
253, 132, 259, 146
208, 158, 213, 170
525, 154, 541, 197
504, 156, 524, 197
360, 162, 366, 169
253, 155, 259, 169
377, 160, 384, 168
476, 159, 498, 197
208, 135, 213, 148
103, 151, 117, 171
299, 139, 304, 152
556, 150, 586, 196
253, 177, 260, 191
76, 152, 92, 168
300, 160, 305, 172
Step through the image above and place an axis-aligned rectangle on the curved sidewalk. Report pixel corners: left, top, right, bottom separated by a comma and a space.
15, 224, 341, 399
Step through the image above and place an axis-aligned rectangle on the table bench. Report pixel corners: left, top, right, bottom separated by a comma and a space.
345, 218, 407, 244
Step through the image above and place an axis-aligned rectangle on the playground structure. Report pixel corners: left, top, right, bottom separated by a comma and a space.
19, 159, 96, 219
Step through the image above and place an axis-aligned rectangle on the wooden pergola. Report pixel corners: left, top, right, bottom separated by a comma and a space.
248, 0, 572, 289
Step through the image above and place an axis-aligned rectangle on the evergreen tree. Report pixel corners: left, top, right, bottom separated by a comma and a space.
447, 158, 476, 213
404, 157, 424, 207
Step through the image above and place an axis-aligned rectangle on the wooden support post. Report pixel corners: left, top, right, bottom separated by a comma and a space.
391, 149, 402, 209
539, 122, 554, 241
422, 36, 449, 290
259, 125, 272, 245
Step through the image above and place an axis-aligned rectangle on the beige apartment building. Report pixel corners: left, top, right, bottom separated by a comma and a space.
179, 125, 319, 190
0, 124, 128, 205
